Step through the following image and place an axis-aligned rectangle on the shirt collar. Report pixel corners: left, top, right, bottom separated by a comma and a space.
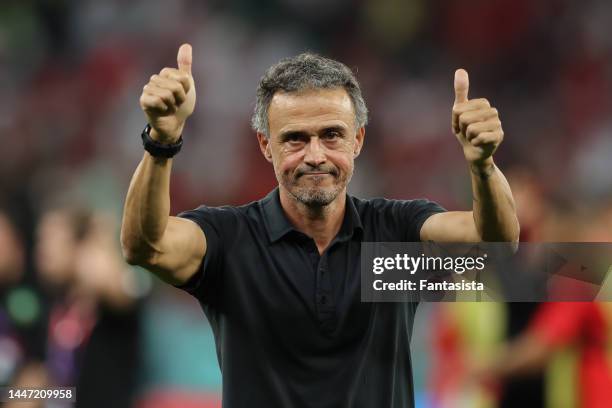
260, 187, 363, 243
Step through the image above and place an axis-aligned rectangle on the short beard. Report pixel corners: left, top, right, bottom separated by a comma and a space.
288, 184, 340, 207
280, 166, 352, 209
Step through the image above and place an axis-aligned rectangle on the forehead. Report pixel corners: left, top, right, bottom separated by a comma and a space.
268, 87, 355, 136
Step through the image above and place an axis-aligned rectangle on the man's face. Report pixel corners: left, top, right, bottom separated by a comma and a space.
258, 87, 365, 207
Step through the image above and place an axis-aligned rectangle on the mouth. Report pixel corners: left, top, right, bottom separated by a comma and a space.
299, 172, 333, 180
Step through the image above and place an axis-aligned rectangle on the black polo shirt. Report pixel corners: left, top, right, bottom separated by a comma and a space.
176, 188, 445, 408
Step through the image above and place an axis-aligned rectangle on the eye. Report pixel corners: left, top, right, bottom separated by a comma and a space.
282, 132, 307, 144
324, 130, 341, 140
288, 134, 303, 142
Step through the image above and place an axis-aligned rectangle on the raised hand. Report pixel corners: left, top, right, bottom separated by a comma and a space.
139, 43, 196, 144
451, 69, 503, 167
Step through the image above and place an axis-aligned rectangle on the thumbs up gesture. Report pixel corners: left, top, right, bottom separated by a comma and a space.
451, 69, 503, 167
139, 44, 196, 144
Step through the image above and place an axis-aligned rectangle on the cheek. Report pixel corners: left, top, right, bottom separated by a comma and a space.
328, 151, 354, 172
276, 150, 304, 174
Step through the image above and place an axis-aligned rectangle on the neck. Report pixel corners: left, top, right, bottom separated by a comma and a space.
279, 187, 346, 254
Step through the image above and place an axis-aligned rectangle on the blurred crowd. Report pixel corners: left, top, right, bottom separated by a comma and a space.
1, 0, 612, 407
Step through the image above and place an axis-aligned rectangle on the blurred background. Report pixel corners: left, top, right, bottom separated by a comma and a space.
1, 0, 612, 407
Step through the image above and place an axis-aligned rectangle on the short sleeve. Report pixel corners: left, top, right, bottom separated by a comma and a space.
174, 206, 225, 302
405, 199, 447, 242
367, 198, 446, 241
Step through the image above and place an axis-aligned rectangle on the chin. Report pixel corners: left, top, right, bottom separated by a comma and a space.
278, 170, 350, 207
289, 185, 342, 207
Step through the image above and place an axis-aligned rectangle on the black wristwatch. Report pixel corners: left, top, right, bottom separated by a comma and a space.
141, 124, 183, 158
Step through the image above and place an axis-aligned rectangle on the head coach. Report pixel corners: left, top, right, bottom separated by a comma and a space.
120, 43, 519, 407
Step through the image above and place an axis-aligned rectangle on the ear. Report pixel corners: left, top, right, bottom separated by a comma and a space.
257, 132, 273, 163
353, 127, 365, 158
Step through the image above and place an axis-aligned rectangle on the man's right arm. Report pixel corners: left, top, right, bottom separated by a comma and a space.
121, 153, 205, 285
120, 43, 205, 286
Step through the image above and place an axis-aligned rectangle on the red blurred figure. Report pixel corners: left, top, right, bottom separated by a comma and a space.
474, 302, 612, 408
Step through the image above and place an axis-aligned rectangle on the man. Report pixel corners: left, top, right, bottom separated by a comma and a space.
120, 43, 519, 407
37, 207, 141, 407
473, 302, 612, 408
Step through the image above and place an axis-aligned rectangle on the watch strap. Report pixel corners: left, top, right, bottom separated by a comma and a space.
141, 124, 183, 158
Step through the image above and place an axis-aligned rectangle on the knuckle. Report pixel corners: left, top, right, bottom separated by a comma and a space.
465, 123, 475, 133
466, 124, 478, 137
179, 77, 190, 92
171, 82, 183, 94
141, 97, 158, 110
162, 89, 174, 102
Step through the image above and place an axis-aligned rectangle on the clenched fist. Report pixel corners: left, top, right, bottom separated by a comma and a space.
140, 43, 196, 144
451, 69, 503, 167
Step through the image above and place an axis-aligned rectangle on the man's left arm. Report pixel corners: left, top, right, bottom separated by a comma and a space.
420, 69, 519, 243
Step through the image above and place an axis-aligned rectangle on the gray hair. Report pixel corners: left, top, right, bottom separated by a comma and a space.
251, 53, 368, 137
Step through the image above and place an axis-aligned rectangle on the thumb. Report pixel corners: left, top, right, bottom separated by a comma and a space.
454, 68, 469, 105
177, 43, 192, 75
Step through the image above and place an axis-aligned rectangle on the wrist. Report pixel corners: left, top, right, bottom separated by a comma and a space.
469, 158, 495, 178
141, 124, 183, 158
149, 125, 183, 145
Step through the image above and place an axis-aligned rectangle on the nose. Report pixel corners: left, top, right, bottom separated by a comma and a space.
303, 137, 326, 167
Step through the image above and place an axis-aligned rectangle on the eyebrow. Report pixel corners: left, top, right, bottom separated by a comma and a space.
278, 130, 309, 141
278, 126, 347, 140
320, 125, 346, 135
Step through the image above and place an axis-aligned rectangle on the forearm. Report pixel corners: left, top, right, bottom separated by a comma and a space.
470, 160, 519, 242
120, 152, 173, 263
490, 334, 553, 379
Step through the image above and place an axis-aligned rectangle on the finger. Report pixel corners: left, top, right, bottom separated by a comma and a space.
159, 68, 191, 93
459, 108, 499, 136
453, 98, 491, 114
454, 68, 469, 105
140, 92, 169, 112
177, 43, 192, 75
145, 85, 177, 109
143, 84, 176, 113
471, 130, 504, 147
452, 99, 490, 134
466, 119, 502, 141
149, 75, 187, 105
